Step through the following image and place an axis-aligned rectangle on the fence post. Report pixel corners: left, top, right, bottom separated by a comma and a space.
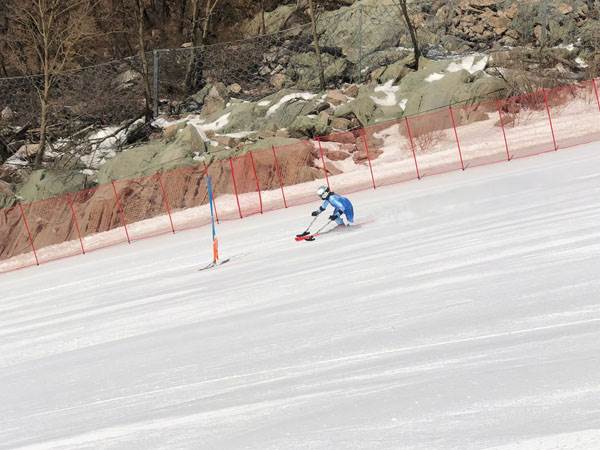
111, 180, 131, 244
271, 145, 288, 208
229, 158, 243, 219
448, 106, 465, 171
404, 117, 421, 180
592, 79, 600, 113
542, 89, 558, 151
248, 152, 263, 214
203, 162, 220, 223
18, 203, 39, 266
360, 129, 376, 189
156, 173, 176, 234
496, 100, 511, 161
153, 49, 160, 117
66, 194, 86, 255
316, 137, 330, 189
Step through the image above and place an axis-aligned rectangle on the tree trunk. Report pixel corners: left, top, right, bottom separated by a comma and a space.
398, 0, 420, 70
259, 0, 266, 35
35, 36, 51, 168
308, 0, 326, 91
184, 0, 219, 94
0, 53, 7, 77
135, 0, 154, 122
35, 96, 49, 168
184, 0, 202, 94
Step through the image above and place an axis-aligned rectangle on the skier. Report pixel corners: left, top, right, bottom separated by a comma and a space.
312, 185, 354, 226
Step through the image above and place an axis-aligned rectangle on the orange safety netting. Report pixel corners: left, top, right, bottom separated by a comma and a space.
2, 79, 600, 273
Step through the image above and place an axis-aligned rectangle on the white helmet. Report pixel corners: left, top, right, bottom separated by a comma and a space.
316, 185, 330, 200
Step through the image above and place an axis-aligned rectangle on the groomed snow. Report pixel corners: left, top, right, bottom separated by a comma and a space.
1, 143, 600, 449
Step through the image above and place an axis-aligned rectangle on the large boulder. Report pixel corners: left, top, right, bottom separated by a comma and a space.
317, 0, 405, 64
16, 169, 88, 202
202, 101, 260, 134
261, 90, 324, 129
287, 52, 349, 90
96, 124, 206, 184
239, 5, 304, 36
200, 82, 229, 118
370, 56, 415, 83
289, 113, 330, 138
334, 93, 377, 126
0, 179, 16, 209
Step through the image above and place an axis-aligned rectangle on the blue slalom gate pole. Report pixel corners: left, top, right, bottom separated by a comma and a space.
207, 175, 219, 263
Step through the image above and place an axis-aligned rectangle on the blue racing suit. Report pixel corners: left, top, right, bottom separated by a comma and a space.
317, 193, 354, 225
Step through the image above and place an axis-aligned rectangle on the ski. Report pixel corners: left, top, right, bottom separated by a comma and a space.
199, 258, 231, 271
295, 233, 318, 241
295, 222, 365, 242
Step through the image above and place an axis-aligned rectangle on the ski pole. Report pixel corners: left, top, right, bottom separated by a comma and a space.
297, 215, 319, 237
313, 218, 337, 235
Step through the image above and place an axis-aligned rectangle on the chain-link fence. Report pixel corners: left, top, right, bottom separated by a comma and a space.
0, 3, 414, 141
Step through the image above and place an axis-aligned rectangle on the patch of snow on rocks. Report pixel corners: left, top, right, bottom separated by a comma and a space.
446, 55, 488, 74
425, 73, 446, 82
575, 57, 588, 68
267, 93, 317, 116
370, 80, 400, 107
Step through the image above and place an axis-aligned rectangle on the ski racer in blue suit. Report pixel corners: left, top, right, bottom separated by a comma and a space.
312, 185, 354, 226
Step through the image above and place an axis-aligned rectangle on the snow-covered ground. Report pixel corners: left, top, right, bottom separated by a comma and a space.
1, 143, 600, 449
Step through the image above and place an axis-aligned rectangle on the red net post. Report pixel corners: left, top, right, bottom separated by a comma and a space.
316, 137, 331, 189
202, 159, 242, 222
497, 91, 556, 160
448, 106, 465, 171
227, 154, 263, 218
272, 140, 325, 208
0, 206, 39, 272
405, 117, 421, 180
447, 99, 511, 168
497, 100, 511, 161
228, 157, 243, 219
66, 193, 86, 255
69, 184, 130, 253
544, 81, 600, 150
356, 118, 419, 188
593, 79, 600, 112
158, 164, 212, 232
272, 145, 288, 208
18, 196, 87, 264
248, 152, 264, 214
360, 128, 377, 189
18, 203, 39, 266
111, 175, 173, 242
111, 180, 131, 244
542, 89, 558, 151
405, 108, 463, 177
156, 173, 176, 234
318, 129, 374, 195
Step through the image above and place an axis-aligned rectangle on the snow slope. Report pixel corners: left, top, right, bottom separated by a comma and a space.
1, 143, 600, 449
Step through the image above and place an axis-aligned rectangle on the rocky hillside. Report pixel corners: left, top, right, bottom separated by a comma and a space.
0, 0, 598, 209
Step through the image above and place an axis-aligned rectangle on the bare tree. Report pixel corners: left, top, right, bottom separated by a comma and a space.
133, 0, 154, 121
395, 0, 421, 70
3, 0, 99, 167
184, 0, 221, 94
